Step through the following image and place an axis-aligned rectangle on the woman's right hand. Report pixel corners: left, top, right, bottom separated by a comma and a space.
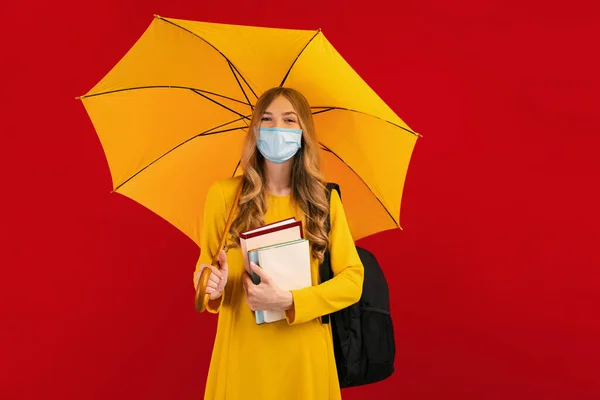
194, 249, 229, 300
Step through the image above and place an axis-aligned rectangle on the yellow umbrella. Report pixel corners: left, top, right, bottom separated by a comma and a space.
78, 15, 421, 310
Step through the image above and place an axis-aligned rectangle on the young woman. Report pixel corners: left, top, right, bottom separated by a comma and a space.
194, 87, 364, 399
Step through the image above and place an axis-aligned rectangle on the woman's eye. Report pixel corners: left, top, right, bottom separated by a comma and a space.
261, 117, 271, 121
286, 118, 296, 123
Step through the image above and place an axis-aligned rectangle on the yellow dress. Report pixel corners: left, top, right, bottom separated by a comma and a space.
194, 176, 364, 400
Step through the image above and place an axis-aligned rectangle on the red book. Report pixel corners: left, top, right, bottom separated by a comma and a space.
239, 218, 304, 274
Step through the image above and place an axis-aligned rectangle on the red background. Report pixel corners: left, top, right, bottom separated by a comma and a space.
3, 0, 599, 399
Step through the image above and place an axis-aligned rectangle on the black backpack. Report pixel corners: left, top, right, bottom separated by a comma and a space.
320, 182, 396, 388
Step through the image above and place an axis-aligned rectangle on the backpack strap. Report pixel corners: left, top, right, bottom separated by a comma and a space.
320, 182, 341, 324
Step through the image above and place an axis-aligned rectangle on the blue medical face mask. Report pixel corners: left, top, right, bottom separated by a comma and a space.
257, 127, 303, 164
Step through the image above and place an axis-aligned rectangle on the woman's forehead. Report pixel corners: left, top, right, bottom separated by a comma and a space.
264, 96, 296, 113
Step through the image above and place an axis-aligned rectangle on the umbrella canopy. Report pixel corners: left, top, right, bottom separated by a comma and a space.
79, 15, 420, 249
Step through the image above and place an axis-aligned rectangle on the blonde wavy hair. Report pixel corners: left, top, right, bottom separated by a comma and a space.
228, 87, 330, 263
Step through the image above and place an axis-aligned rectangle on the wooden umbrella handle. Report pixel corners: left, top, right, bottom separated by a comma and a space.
194, 267, 213, 312
195, 180, 243, 312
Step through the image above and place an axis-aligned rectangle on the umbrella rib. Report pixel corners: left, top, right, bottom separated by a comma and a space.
228, 61, 253, 110
112, 119, 249, 193
231, 159, 242, 178
191, 89, 251, 120
200, 113, 251, 134
279, 29, 321, 87
157, 16, 258, 101
311, 107, 335, 115
312, 106, 422, 137
78, 85, 251, 106
319, 142, 401, 229
232, 66, 258, 101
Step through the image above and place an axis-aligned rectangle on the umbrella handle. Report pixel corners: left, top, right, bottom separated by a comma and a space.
194, 267, 213, 312
195, 179, 243, 313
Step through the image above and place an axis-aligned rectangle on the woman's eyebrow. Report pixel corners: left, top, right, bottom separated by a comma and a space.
262, 111, 298, 116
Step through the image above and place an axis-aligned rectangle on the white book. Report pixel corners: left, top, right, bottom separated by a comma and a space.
239, 218, 303, 275
249, 238, 313, 324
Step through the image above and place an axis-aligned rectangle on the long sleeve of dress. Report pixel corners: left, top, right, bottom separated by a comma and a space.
193, 180, 227, 313
286, 189, 364, 325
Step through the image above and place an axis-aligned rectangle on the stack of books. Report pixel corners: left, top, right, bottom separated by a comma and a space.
240, 218, 312, 324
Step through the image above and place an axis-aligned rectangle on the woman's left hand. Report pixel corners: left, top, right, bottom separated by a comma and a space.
242, 263, 294, 312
